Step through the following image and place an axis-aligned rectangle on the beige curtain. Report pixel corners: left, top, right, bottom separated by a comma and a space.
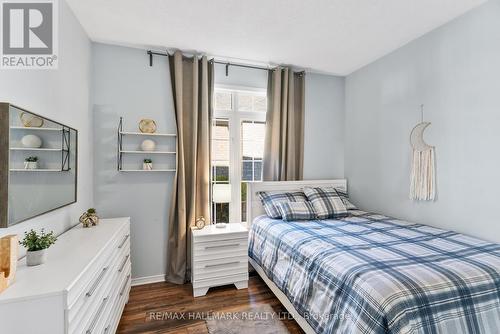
167, 51, 213, 284
263, 68, 305, 181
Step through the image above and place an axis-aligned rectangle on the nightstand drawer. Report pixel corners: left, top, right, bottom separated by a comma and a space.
193, 258, 248, 281
193, 231, 248, 243
194, 248, 247, 262
193, 238, 247, 257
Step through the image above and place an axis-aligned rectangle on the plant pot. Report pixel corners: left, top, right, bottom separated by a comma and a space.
24, 161, 38, 169
143, 162, 153, 170
26, 249, 47, 266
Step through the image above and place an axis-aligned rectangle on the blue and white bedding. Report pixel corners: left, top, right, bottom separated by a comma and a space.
248, 210, 500, 334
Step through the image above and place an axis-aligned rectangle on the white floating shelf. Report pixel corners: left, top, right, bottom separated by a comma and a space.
119, 169, 176, 172
119, 131, 176, 137
120, 150, 176, 154
10, 169, 62, 172
10, 147, 62, 151
10, 126, 62, 131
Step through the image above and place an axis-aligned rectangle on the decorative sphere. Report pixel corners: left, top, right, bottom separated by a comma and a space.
21, 134, 42, 148
141, 139, 156, 151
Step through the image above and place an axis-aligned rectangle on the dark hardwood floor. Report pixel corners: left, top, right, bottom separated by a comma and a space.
117, 275, 305, 334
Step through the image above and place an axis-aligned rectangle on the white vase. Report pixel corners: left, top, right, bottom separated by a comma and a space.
24, 161, 38, 169
26, 249, 47, 266
141, 139, 156, 151
143, 162, 153, 170
21, 134, 42, 148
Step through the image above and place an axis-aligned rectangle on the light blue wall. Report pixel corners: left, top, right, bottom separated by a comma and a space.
345, 0, 500, 242
92, 43, 176, 280
215, 63, 268, 89
92, 46, 345, 279
0, 0, 93, 258
304, 73, 345, 179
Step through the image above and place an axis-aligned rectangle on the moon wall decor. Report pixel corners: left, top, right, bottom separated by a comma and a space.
409, 106, 436, 201
410, 122, 433, 152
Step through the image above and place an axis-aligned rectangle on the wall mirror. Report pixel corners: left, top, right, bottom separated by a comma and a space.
0, 103, 77, 228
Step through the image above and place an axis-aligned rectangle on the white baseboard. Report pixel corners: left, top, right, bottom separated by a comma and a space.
131, 274, 166, 286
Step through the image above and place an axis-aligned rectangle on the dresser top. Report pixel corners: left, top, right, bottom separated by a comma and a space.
192, 223, 247, 237
0, 217, 130, 304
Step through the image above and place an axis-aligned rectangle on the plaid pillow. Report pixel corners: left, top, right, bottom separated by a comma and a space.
257, 191, 308, 219
335, 188, 357, 210
303, 187, 348, 219
277, 202, 317, 221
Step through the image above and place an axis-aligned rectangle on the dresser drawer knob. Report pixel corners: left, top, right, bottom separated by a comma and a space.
118, 234, 130, 249
86, 296, 109, 334
118, 254, 130, 273
204, 261, 241, 269
204, 243, 240, 250
120, 274, 131, 296
86, 267, 108, 297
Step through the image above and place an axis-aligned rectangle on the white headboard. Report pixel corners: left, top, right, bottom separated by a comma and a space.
246, 179, 347, 226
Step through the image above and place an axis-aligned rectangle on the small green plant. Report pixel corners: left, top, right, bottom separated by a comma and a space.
144, 159, 152, 163
87, 208, 96, 214
19, 229, 57, 252
25, 156, 38, 162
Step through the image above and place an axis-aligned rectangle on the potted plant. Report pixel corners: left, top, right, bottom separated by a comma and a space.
24, 156, 38, 169
79, 208, 99, 227
143, 158, 153, 170
19, 229, 57, 266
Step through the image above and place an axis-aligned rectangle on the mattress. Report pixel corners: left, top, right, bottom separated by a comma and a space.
248, 210, 500, 333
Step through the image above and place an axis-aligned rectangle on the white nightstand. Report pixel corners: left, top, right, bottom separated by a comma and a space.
191, 223, 249, 297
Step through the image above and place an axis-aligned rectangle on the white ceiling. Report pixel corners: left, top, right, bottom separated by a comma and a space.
66, 0, 487, 75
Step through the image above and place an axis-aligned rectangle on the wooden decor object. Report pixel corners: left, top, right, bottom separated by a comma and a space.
0, 235, 18, 293
20, 112, 44, 127
138, 119, 157, 133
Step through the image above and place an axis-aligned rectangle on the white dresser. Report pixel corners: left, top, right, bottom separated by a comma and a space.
191, 223, 248, 297
0, 217, 131, 334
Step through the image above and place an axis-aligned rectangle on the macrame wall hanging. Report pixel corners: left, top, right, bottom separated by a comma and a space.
410, 105, 436, 201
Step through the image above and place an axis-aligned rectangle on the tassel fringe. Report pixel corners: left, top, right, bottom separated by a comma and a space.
410, 148, 435, 201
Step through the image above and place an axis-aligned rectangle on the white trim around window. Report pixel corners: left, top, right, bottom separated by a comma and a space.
212, 85, 267, 223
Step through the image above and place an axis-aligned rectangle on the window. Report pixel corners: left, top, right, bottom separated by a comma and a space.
211, 119, 230, 223
211, 88, 267, 223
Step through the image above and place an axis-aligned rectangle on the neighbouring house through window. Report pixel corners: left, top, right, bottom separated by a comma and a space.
211, 87, 266, 223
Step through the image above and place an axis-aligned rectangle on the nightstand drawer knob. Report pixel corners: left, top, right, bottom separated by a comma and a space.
204, 261, 241, 269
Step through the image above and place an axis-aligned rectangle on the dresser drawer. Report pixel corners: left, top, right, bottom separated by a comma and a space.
193, 237, 247, 257
103, 264, 131, 334
67, 236, 130, 327
94, 262, 131, 334
66, 224, 130, 309
69, 252, 130, 334
66, 223, 130, 334
102, 271, 131, 334
69, 269, 115, 334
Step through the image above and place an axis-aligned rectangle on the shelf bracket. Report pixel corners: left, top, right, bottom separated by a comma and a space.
61, 127, 71, 171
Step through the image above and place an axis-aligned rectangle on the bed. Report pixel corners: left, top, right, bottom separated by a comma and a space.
247, 180, 500, 334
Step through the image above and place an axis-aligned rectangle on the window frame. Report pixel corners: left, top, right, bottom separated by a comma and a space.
212, 85, 267, 223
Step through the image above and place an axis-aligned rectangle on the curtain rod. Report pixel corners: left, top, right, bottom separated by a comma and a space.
147, 50, 272, 72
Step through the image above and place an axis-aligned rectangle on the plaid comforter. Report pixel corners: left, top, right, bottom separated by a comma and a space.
248, 210, 500, 334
